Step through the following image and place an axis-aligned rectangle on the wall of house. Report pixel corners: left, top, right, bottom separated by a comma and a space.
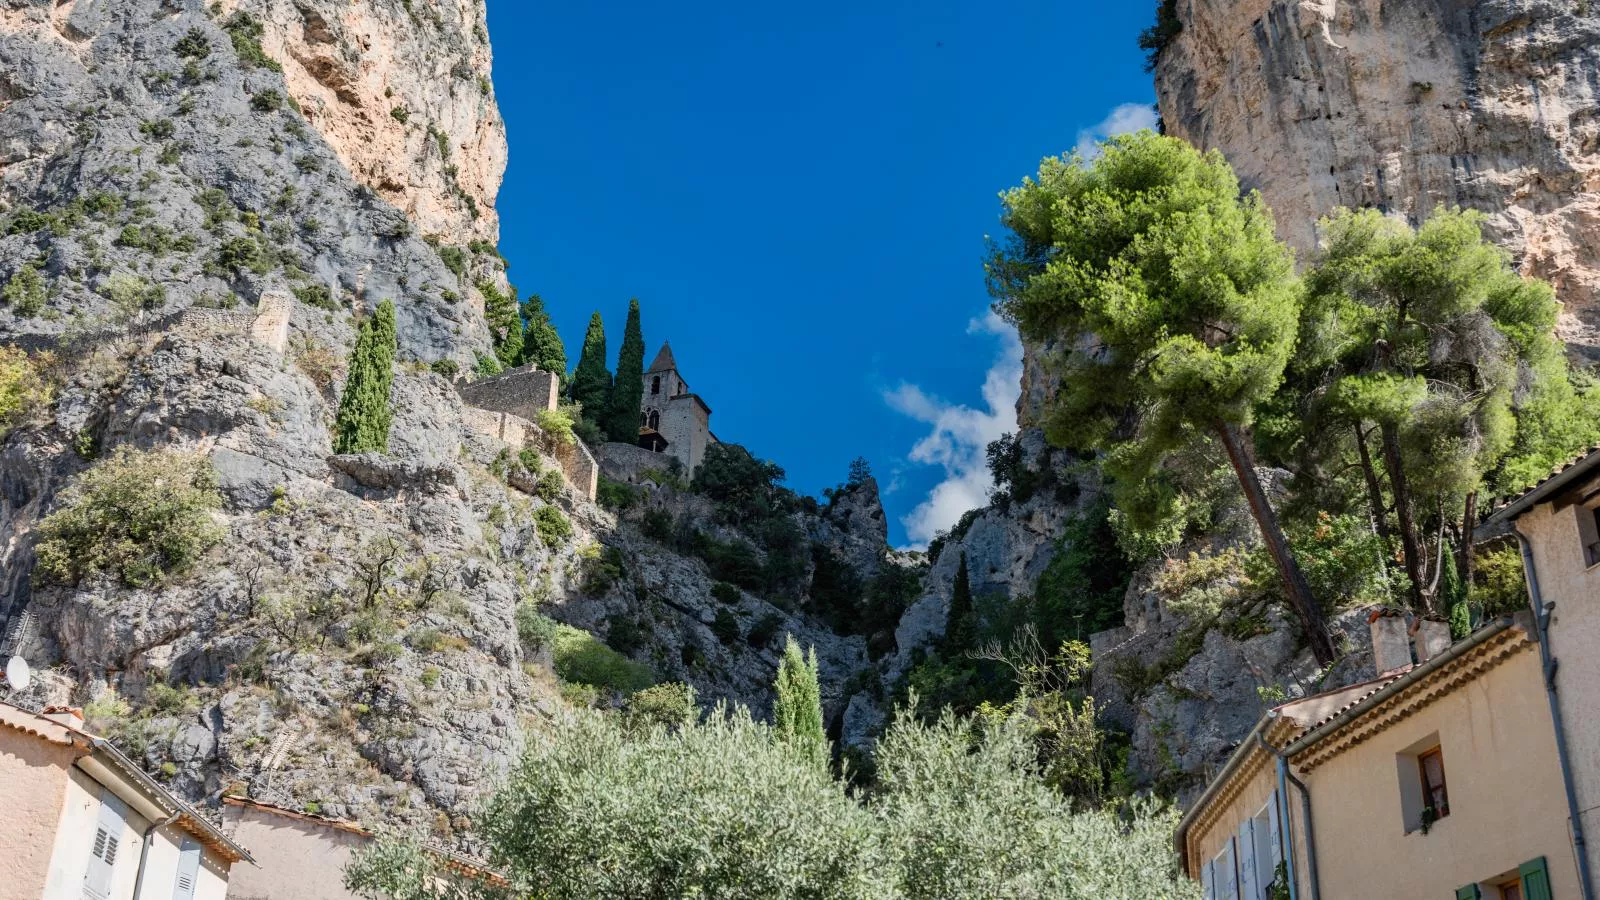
1300, 646, 1578, 898
1518, 495, 1600, 886
1186, 751, 1284, 888
222, 803, 370, 900
136, 824, 230, 900
42, 766, 153, 900
0, 730, 74, 899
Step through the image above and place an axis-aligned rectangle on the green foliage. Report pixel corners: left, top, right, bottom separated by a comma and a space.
140, 118, 175, 139
515, 604, 558, 654
292, 282, 339, 310
34, 446, 224, 588
1033, 505, 1132, 646
605, 298, 645, 441
1137, 0, 1182, 72
437, 245, 466, 279
174, 28, 211, 59
250, 89, 284, 112
533, 504, 572, 546
332, 300, 398, 454
390, 105, 410, 124
693, 443, 794, 526
478, 280, 523, 367
1474, 544, 1528, 618
568, 312, 611, 435
711, 582, 740, 605
223, 12, 281, 71
808, 542, 865, 633
215, 235, 267, 274
689, 531, 765, 593
0, 346, 52, 435
711, 608, 741, 645
943, 554, 977, 653
551, 623, 653, 694
747, 612, 783, 648
535, 406, 576, 446
623, 682, 696, 734
774, 637, 828, 768
517, 292, 567, 375
347, 696, 1193, 900
595, 476, 640, 511
2, 263, 46, 316
100, 272, 166, 312
473, 351, 502, 378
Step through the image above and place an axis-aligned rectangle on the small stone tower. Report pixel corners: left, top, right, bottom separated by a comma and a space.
639, 342, 713, 475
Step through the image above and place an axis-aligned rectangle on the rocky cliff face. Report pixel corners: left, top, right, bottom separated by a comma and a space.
1154, 0, 1600, 362
0, 0, 890, 843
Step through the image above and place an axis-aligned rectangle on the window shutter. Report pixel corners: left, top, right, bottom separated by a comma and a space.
171, 838, 201, 900
1238, 819, 1260, 900
1519, 857, 1554, 900
1202, 859, 1216, 900
1455, 885, 1482, 900
82, 793, 129, 900
1267, 791, 1283, 866
1219, 841, 1238, 900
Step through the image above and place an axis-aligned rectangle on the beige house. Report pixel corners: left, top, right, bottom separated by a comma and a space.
220, 795, 507, 900
1479, 444, 1600, 899
0, 701, 251, 900
1176, 612, 1579, 899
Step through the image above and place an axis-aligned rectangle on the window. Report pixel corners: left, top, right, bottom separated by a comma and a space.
1461, 858, 1554, 900
83, 793, 128, 900
1502, 884, 1522, 900
1581, 502, 1600, 568
172, 838, 201, 900
648, 410, 660, 430
651, 376, 661, 396
1419, 747, 1450, 821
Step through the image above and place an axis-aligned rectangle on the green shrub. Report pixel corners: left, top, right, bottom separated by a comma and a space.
747, 612, 783, 649
515, 604, 558, 653
552, 623, 653, 693
2, 263, 47, 316
710, 582, 740, 605
429, 358, 459, 378
536, 406, 576, 446
533, 504, 572, 546
7, 206, 50, 235
100, 273, 166, 312
332, 300, 397, 454
623, 682, 696, 734
34, 446, 225, 588
420, 666, 441, 688
605, 613, 647, 656
641, 507, 675, 543
596, 476, 639, 511
140, 119, 175, 139
390, 105, 410, 124
437, 245, 466, 278
215, 236, 267, 274
223, 12, 281, 71
711, 609, 741, 645
292, 283, 338, 310
0, 347, 52, 435
174, 28, 211, 59
250, 89, 284, 112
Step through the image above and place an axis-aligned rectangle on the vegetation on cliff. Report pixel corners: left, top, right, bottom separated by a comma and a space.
332, 300, 399, 454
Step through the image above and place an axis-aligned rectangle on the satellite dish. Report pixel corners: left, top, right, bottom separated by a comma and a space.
5, 656, 31, 692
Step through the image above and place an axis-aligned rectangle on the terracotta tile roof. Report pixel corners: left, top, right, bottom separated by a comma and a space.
224, 795, 372, 837
1272, 671, 1408, 735
0, 702, 85, 748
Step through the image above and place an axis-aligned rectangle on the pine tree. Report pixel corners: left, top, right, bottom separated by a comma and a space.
569, 311, 611, 432
943, 553, 976, 653
479, 280, 523, 368
774, 635, 827, 769
333, 299, 398, 454
1442, 541, 1471, 639
517, 292, 567, 376
605, 298, 645, 441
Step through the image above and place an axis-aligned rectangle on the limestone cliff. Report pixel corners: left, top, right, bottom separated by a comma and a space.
1155, 0, 1600, 362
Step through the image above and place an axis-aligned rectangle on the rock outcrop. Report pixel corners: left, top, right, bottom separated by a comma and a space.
1155, 0, 1600, 361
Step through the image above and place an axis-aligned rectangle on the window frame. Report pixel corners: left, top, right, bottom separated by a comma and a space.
1581, 501, 1600, 569
1418, 746, 1451, 821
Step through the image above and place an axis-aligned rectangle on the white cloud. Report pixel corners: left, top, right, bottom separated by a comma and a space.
884, 313, 1022, 549
1075, 102, 1159, 158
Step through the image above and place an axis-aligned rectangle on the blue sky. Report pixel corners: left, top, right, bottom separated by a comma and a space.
484, 2, 1156, 547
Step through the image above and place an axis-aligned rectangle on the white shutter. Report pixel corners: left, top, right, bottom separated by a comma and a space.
1238, 819, 1260, 900
1266, 790, 1284, 887
1218, 841, 1239, 900
82, 793, 129, 900
1202, 859, 1217, 900
171, 838, 201, 900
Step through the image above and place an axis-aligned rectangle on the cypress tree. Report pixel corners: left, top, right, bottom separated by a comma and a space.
518, 292, 567, 376
774, 635, 827, 769
605, 298, 645, 441
1442, 541, 1471, 639
569, 311, 611, 431
332, 299, 398, 454
479, 280, 523, 368
943, 553, 976, 653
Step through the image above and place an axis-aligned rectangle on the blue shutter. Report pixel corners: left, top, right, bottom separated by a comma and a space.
1455, 885, 1481, 900
1520, 857, 1553, 900
1238, 818, 1260, 900
1202, 859, 1216, 900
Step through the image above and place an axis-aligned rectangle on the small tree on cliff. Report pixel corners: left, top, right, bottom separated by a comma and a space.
604, 298, 645, 441
943, 553, 977, 654
774, 636, 827, 769
518, 291, 567, 376
480, 280, 524, 368
569, 311, 611, 434
987, 131, 1336, 665
332, 299, 397, 454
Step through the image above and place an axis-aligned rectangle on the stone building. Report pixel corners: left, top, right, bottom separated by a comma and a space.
636, 342, 714, 476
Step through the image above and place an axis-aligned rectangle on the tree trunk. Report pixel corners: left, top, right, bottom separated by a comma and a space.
1215, 421, 1337, 666
1354, 424, 1391, 539
1458, 490, 1478, 595
1379, 422, 1428, 612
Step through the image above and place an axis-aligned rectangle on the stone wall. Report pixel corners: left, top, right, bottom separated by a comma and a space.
658, 395, 711, 475
458, 407, 597, 500
597, 442, 678, 484
454, 364, 559, 422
